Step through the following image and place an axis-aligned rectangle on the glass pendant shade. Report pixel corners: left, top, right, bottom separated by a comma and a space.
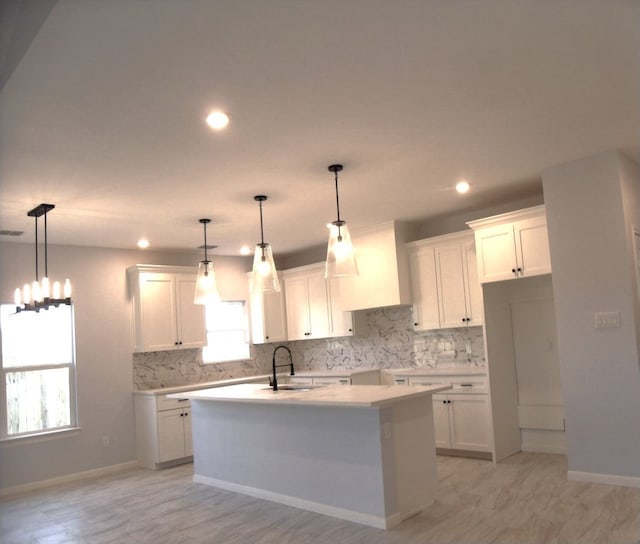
252, 243, 280, 293
251, 195, 280, 294
194, 260, 220, 305
325, 222, 358, 278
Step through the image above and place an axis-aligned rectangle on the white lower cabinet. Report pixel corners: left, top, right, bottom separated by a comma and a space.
134, 394, 193, 469
431, 393, 491, 451
392, 372, 492, 456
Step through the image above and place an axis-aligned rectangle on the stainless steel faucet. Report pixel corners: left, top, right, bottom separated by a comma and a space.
271, 345, 295, 391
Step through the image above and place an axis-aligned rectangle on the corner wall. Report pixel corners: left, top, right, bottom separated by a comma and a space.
542, 150, 640, 483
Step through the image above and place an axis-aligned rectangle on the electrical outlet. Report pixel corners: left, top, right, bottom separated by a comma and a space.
594, 311, 621, 329
102, 435, 110, 447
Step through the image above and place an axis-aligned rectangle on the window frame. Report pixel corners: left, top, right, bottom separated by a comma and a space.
202, 300, 251, 364
0, 304, 78, 440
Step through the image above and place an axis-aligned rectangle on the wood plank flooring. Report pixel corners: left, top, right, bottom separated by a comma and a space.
1, 453, 638, 544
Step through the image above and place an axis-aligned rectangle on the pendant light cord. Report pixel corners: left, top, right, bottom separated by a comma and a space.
34, 215, 39, 282
334, 169, 342, 224
203, 221, 209, 263
259, 199, 266, 247
44, 211, 48, 278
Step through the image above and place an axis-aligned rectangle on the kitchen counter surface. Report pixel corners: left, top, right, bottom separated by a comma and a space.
133, 374, 271, 396
169, 382, 451, 408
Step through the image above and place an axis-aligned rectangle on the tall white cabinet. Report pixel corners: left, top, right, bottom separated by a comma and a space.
127, 265, 206, 352
408, 231, 483, 331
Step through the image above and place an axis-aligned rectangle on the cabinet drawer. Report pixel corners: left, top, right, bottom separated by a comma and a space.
156, 394, 191, 411
314, 377, 351, 385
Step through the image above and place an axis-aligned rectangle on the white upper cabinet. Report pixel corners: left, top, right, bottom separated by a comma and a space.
467, 205, 551, 283
408, 231, 482, 331
248, 274, 288, 344
283, 264, 331, 341
338, 221, 414, 311
128, 265, 206, 352
409, 246, 440, 330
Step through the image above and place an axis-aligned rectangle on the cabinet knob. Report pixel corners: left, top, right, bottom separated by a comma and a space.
414, 322, 419, 326
174, 341, 179, 346
348, 328, 352, 332
517, 267, 522, 273
442, 400, 447, 405
265, 336, 270, 340
511, 268, 517, 274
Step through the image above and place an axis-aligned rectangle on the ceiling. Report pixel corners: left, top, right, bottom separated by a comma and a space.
1, 0, 639, 258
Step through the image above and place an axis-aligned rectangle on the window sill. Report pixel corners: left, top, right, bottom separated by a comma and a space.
0, 426, 81, 447
201, 357, 255, 366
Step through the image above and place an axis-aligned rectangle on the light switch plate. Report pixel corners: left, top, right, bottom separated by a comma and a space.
594, 311, 621, 329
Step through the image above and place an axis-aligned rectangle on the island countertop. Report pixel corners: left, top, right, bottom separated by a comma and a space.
168, 382, 451, 408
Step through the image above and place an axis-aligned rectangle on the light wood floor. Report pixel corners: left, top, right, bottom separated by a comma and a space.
1, 452, 638, 544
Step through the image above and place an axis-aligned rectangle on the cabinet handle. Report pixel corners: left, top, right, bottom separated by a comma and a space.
177, 399, 189, 402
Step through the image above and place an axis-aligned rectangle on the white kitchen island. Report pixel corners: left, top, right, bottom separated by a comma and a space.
169, 383, 449, 529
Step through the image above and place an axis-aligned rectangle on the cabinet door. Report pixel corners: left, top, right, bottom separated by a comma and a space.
263, 289, 288, 343
183, 409, 193, 457
448, 394, 491, 452
432, 396, 451, 448
461, 240, 483, 326
435, 245, 468, 328
513, 217, 552, 278
140, 275, 177, 351
175, 275, 206, 349
157, 409, 187, 462
474, 224, 518, 283
327, 277, 354, 337
306, 274, 330, 339
409, 248, 440, 330
285, 276, 311, 340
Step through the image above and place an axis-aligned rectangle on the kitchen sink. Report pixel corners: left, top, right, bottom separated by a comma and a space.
264, 384, 323, 392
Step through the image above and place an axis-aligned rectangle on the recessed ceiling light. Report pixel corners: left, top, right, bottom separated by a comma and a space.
455, 180, 470, 194
137, 239, 150, 249
240, 245, 251, 256
206, 111, 230, 130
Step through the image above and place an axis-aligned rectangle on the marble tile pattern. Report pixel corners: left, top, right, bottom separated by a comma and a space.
133, 306, 486, 390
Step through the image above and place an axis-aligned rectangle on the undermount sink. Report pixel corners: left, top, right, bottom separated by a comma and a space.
264, 384, 322, 392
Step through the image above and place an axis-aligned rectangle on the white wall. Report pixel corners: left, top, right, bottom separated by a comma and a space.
0, 241, 250, 490
542, 150, 640, 480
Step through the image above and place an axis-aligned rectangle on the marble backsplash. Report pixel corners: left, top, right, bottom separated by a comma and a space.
133, 305, 485, 389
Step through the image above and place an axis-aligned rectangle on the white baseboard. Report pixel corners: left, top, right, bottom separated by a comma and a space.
568, 470, 640, 488
194, 473, 425, 529
0, 460, 139, 498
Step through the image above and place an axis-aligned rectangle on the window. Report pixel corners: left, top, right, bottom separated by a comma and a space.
0, 304, 77, 438
202, 301, 250, 364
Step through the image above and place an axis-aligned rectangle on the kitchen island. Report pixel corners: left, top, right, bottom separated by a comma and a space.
170, 382, 450, 529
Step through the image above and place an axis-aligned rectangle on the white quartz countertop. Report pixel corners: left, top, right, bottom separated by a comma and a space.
387, 367, 487, 376
133, 374, 271, 396
134, 369, 382, 396
168, 382, 451, 408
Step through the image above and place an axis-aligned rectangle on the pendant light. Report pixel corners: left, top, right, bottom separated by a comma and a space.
325, 164, 358, 278
251, 195, 280, 293
14, 203, 72, 313
194, 218, 220, 305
